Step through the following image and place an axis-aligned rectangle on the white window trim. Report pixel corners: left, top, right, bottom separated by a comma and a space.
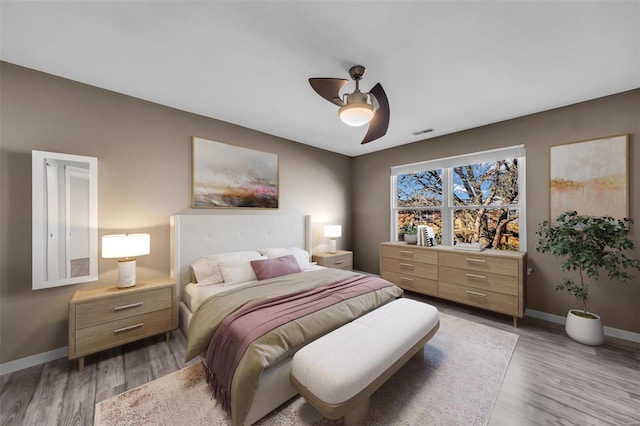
390, 145, 526, 251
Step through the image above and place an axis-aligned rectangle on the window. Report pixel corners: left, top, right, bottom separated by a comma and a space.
391, 145, 526, 251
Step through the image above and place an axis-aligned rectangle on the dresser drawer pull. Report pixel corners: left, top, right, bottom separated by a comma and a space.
466, 290, 487, 298
334, 260, 345, 265
400, 276, 414, 282
399, 250, 414, 257
114, 302, 144, 311
400, 263, 415, 269
114, 323, 143, 334
465, 258, 487, 264
466, 273, 487, 280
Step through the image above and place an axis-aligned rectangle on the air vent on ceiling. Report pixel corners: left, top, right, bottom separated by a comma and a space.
411, 128, 434, 136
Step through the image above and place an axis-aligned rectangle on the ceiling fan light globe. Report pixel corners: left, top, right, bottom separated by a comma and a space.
338, 103, 375, 127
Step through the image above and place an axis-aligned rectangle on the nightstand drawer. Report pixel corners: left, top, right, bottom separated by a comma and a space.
323, 253, 352, 268
313, 251, 353, 269
75, 308, 173, 356
75, 287, 172, 329
381, 258, 437, 281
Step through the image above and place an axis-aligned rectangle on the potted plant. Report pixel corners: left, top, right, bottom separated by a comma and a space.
401, 223, 418, 244
536, 211, 640, 345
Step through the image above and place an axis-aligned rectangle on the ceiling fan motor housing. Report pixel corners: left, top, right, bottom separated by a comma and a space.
345, 91, 369, 105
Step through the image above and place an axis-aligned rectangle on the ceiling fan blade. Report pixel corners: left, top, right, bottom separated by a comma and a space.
361, 83, 389, 144
309, 78, 348, 106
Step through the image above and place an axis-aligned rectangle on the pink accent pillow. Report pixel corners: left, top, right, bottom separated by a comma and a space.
251, 255, 302, 280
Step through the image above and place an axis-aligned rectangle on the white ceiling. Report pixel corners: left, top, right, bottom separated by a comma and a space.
2, 1, 639, 157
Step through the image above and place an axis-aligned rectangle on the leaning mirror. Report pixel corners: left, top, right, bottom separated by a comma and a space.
32, 150, 98, 289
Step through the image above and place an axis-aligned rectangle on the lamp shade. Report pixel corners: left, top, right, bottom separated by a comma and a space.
324, 225, 342, 239
102, 234, 150, 259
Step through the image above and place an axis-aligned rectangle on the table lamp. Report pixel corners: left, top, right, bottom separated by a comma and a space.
324, 225, 342, 254
102, 233, 150, 288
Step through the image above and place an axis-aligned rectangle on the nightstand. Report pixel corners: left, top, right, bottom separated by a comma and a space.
68, 277, 176, 372
312, 250, 353, 270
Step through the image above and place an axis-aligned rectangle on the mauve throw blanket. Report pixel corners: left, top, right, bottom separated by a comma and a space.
205, 274, 396, 416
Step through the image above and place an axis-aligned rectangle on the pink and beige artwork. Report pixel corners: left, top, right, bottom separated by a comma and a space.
192, 137, 278, 208
549, 134, 628, 223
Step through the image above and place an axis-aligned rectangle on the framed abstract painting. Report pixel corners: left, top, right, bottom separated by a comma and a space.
192, 137, 278, 208
549, 134, 628, 223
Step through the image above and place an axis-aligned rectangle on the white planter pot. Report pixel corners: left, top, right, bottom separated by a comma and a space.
404, 234, 418, 244
565, 310, 604, 346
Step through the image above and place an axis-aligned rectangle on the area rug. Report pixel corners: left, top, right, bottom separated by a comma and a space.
94, 312, 518, 426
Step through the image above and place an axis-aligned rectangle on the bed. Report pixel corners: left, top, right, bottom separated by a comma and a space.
169, 214, 403, 425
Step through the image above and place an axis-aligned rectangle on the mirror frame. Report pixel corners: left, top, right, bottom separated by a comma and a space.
32, 150, 98, 289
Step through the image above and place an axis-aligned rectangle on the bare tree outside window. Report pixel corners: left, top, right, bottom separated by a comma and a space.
394, 158, 521, 251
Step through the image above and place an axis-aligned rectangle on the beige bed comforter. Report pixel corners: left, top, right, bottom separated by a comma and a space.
186, 268, 403, 425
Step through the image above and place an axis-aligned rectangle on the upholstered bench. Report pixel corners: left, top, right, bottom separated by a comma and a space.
290, 298, 440, 425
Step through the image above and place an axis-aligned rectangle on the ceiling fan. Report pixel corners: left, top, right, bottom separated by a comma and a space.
309, 65, 389, 144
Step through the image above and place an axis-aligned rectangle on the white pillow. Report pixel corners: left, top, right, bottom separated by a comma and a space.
190, 251, 263, 285
194, 274, 224, 287
259, 247, 312, 270
219, 256, 266, 285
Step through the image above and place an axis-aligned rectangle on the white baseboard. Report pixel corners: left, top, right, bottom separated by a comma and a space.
0, 346, 68, 376
525, 309, 640, 343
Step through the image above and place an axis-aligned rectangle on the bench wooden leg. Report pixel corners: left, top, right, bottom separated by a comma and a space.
413, 346, 424, 359
344, 397, 370, 426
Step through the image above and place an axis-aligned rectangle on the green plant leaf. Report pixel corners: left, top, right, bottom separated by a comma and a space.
536, 211, 640, 312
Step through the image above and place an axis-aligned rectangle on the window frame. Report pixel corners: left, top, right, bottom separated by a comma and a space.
390, 145, 526, 251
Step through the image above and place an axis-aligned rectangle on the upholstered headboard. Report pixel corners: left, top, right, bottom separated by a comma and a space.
170, 214, 311, 295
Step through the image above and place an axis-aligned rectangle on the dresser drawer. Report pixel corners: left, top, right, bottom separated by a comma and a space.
439, 266, 518, 296
381, 245, 437, 264
75, 308, 173, 356
75, 287, 173, 329
438, 282, 518, 316
381, 258, 438, 281
381, 271, 438, 296
439, 252, 519, 276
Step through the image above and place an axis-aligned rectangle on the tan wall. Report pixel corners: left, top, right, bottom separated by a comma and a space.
352, 89, 640, 333
2, 61, 638, 364
0, 62, 353, 363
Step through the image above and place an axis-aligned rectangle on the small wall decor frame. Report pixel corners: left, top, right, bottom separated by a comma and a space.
549, 134, 628, 223
192, 137, 278, 208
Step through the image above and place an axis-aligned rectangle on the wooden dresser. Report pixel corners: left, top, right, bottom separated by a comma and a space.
380, 242, 526, 327
68, 278, 176, 371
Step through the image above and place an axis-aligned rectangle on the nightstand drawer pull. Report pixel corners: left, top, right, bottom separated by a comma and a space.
335, 260, 344, 265
114, 323, 144, 334
113, 302, 144, 311
466, 273, 487, 280
400, 263, 414, 269
466, 290, 487, 297
400, 276, 414, 282
399, 250, 414, 257
466, 258, 487, 264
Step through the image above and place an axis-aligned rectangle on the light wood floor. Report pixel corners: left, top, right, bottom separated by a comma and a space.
1, 294, 638, 425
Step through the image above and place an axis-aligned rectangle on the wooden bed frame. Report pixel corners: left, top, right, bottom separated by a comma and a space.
169, 214, 312, 425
